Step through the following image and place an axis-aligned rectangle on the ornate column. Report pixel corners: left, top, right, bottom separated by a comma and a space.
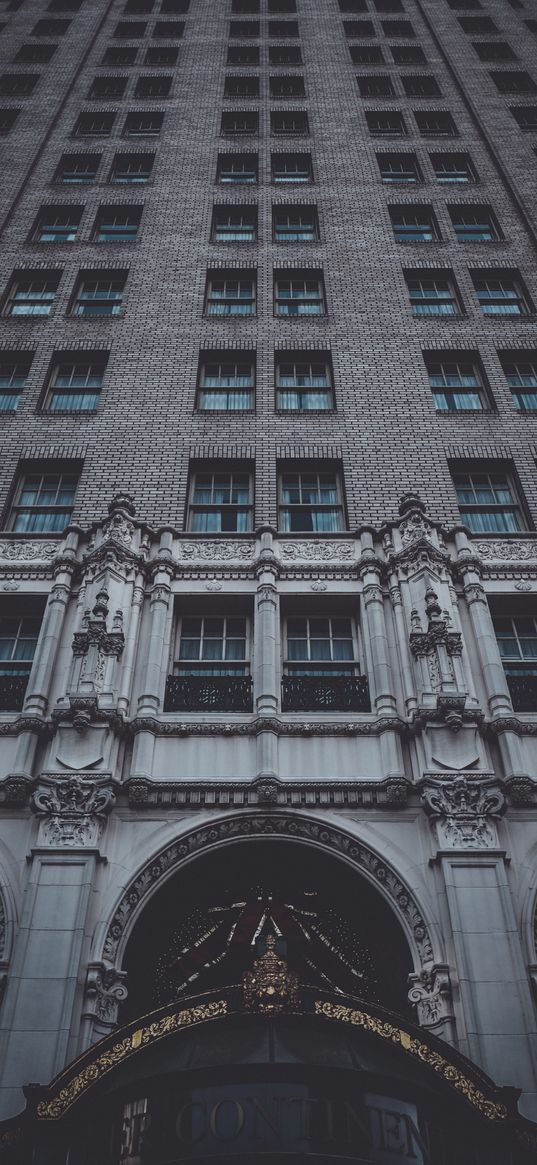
254, 531, 279, 779
455, 533, 527, 781
359, 533, 404, 779
10, 531, 79, 780
79, 962, 128, 1050
408, 962, 455, 1043
420, 774, 537, 1118
132, 531, 174, 778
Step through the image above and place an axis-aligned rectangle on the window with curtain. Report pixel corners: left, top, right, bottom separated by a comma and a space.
279, 470, 345, 532
499, 353, 537, 411
0, 613, 42, 676
493, 615, 537, 675
5, 272, 61, 316
0, 354, 33, 410
174, 617, 249, 675
187, 470, 253, 531
204, 273, 256, 316
285, 616, 358, 675
211, 206, 257, 243
276, 355, 333, 410
471, 271, 532, 316
452, 469, 525, 533
273, 206, 319, 242
197, 356, 255, 410
405, 271, 461, 316
425, 354, 488, 410
274, 272, 326, 315
9, 471, 78, 532
45, 356, 107, 410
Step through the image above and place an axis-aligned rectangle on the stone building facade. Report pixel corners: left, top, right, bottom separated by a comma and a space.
0, 0, 536, 1159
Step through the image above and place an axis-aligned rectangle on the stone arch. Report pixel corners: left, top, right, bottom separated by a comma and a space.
101, 813, 438, 971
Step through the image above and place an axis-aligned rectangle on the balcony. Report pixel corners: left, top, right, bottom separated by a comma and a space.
0, 675, 28, 712
506, 673, 537, 713
281, 674, 371, 713
164, 674, 253, 713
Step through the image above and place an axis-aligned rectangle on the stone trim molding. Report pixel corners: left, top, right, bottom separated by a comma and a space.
125, 776, 410, 810
101, 813, 436, 969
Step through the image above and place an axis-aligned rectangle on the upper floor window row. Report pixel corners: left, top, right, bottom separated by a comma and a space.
216, 151, 313, 182
203, 269, 327, 317
55, 151, 155, 183
73, 110, 165, 137
376, 151, 478, 184
404, 269, 534, 318
366, 108, 459, 137
113, 19, 184, 37
2, 269, 128, 318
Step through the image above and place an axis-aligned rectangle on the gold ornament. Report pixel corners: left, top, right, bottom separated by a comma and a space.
242, 935, 300, 1014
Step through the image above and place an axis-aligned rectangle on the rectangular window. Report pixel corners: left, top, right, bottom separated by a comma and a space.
224, 75, 259, 99
14, 42, 57, 62
458, 15, 499, 32
343, 19, 375, 36
72, 271, 127, 316
144, 45, 179, 64
0, 73, 39, 97
473, 40, 517, 61
4, 271, 61, 316
0, 610, 41, 699
511, 105, 537, 131
390, 44, 426, 64
471, 271, 532, 316
217, 152, 258, 183
124, 0, 153, 11
135, 74, 172, 97
449, 204, 501, 242
204, 271, 256, 316
211, 205, 257, 242
0, 353, 33, 410
221, 111, 259, 136
270, 110, 309, 136
9, 470, 78, 532
405, 270, 462, 316
197, 352, 255, 410
114, 20, 147, 36
187, 470, 253, 532
424, 352, 488, 410
273, 205, 319, 242
227, 45, 259, 65
357, 74, 395, 98
274, 270, 326, 315
268, 0, 297, 11
0, 109, 20, 135
414, 110, 458, 136
381, 19, 415, 35
88, 75, 128, 100
494, 616, 537, 676
350, 45, 385, 64
499, 352, 537, 410
377, 151, 421, 183
339, 0, 369, 11
269, 45, 302, 65
232, 0, 260, 13
32, 17, 70, 34
174, 617, 249, 676
229, 19, 260, 36
92, 204, 142, 242
102, 46, 138, 65
73, 111, 115, 137
489, 70, 537, 94
268, 19, 299, 35
375, 0, 405, 11
279, 470, 345, 532
365, 109, 407, 135
269, 74, 305, 98
160, 0, 189, 11
430, 152, 477, 183
452, 468, 525, 533
272, 151, 312, 182
32, 204, 83, 243
401, 74, 441, 97
55, 152, 101, 183
123, 110, 164, 135
45, 353, 108, 410
389, 204, 439, 242
285, 616, 357, 675
110, 151, 155, 182
276, 352, 334, 410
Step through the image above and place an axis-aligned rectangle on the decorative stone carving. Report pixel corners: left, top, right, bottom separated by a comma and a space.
408, 963, 454, 1033
3, 776, 30, 807
102, 815, 434, 967
242, 935, 299, 1014
101, 493, 136, 545
410, 587, 463, 694
83, 962, 128, 1029
205, 580, 223, 591
506, 777, 536, 807
0, 893, 6, 960
420, 775, 505, 849
72, 590, 124, 659
514, 580, 533, 592
436, 694, 467, 734
310, 579, 328, 591
179, 541, 254, 561
474, 540, 537, 562
2, 580, 20, 591
0, 541, 60, 560
31, 776, 115, 847
280, 541, 355, 561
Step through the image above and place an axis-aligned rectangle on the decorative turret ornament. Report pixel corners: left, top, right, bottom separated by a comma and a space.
242, 934, 300, 1014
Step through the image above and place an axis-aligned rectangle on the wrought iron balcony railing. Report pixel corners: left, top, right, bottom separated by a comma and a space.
164, 674, 253, 713
506, 673, 537, 713
281, 674, 371, 713
0, 675, 28, 712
